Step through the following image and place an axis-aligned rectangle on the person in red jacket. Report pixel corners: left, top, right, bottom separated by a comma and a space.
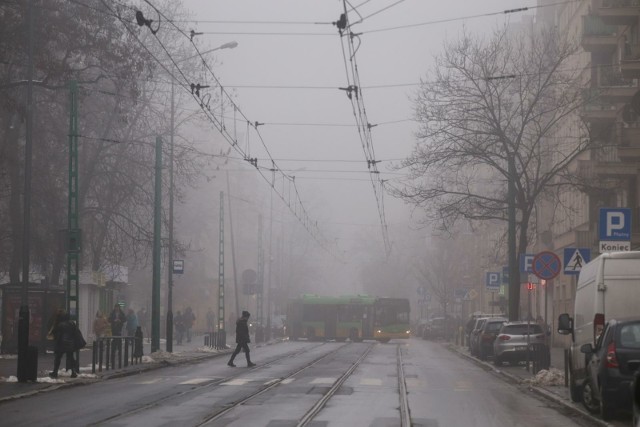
227, 311, 255, 367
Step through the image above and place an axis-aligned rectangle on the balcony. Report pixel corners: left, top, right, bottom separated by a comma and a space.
618, 124, 640, 159
598, 0, 640, 26
595, 65, 639, 102
580, 95, 619, 123
621, 43, 640, 78
582, 15, 618, 53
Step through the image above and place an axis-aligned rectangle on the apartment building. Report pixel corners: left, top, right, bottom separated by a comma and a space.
536, 0, 640, 342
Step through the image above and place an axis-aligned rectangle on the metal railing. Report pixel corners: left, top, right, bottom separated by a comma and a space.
203, 330, 226, 350
92, 330, 143, 373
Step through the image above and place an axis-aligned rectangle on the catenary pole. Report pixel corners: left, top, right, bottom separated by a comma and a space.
151, 137, 162, 352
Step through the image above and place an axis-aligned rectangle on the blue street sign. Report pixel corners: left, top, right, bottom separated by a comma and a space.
485, 272, 501, 292
532, 251, 561, 280
519, 253, 535, 273
454, 288, 468, 299
563, 248, 591, 275
599, 208, 632, 241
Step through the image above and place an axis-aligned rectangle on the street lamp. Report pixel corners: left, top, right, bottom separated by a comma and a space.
165, 41, 237, 352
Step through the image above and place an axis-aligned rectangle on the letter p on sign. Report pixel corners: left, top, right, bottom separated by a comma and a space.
606, 212, 624, 236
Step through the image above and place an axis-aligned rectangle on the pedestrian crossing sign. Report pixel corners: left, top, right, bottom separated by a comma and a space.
563, 248, 590, 275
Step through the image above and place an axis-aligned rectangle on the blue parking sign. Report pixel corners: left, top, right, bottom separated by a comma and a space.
599, 208, 632, 241
485, 272, 501, 292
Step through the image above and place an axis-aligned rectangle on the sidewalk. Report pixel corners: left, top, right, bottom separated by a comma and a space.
0, 334, 233, 403
447, 342, 611, 427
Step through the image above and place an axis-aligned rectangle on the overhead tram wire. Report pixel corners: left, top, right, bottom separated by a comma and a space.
100, 0, 340, 260
336, 0, 392, 256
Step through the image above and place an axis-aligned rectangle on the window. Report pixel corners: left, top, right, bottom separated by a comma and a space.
619, 323, 640, 349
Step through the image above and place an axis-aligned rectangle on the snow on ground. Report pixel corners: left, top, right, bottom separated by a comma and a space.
523, 368, 565, 386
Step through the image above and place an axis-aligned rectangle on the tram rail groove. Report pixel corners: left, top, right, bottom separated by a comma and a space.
397, 343, 411, 427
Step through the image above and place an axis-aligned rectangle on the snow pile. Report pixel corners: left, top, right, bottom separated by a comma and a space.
197, 346, 220, 353
524, 368, 565, 386
0, 354, 17, 360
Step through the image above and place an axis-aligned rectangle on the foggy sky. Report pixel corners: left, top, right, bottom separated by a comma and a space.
177, 0, 532, 274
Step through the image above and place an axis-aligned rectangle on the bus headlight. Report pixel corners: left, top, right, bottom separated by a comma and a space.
406, 330, 410, 334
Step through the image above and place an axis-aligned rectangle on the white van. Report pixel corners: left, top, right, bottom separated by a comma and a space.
558, 251, 640, 402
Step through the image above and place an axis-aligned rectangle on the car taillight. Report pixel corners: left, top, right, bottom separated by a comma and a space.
498, 335, 510, 341
606, 341, 619, 368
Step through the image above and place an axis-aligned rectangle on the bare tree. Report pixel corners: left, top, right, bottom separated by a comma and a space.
391, 25, 594, 319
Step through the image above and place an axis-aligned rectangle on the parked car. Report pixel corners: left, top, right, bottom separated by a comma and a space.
558, 251, 640, 403
469, 317, 488, 356
493, 321, 546, 366
477, 317, 507, 360
423, 317, 446, 340
632, 364, 640, 427
579, 318, 640, 420
465, 312, 504, 347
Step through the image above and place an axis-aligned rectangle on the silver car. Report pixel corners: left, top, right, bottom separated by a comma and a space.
493, 321, 545, 366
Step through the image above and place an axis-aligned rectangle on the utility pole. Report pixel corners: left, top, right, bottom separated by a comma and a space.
218, 191, 226, 337
257, 215, 264, 335
266, 189, 274, 341
507, 153, 520, 321
166, 81, 175, 352
151, 137, 162, 352
17, 0, 35, 382
66, 81, 81, 372
226, 172, 240, 321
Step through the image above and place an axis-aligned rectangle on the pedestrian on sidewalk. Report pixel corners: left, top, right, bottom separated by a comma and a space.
126, 309, 138, 337
175, 310, 185, 345
228, 311, 256, 367
184, 306, 195, 343
93, 310, 110, 339
49, 311, 80, 378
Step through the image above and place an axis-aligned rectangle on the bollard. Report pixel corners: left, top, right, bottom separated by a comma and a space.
134, 327, 144, 361
124, 338, 129, 367
564, 348, 569, 387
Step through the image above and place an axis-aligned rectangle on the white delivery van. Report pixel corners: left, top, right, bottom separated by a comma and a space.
558, 251, 640, 402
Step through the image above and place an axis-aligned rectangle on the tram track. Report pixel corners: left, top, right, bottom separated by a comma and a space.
397, 343, 412, 427
88, 341, 332, 426
196, 342, 375, 426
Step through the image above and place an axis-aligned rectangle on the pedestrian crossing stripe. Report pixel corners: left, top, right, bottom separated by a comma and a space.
179, 378, 213, 385
136, 378, 161, 384
221, 378, 251, 386
359, 378, 382, 386
310, 378, 336, 384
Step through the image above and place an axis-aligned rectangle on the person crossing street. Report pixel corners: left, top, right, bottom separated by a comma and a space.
227, 311, 256, 367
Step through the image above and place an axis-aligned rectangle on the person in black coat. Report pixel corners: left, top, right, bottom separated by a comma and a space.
227, 311, 255, 367
49, 312, 79, 378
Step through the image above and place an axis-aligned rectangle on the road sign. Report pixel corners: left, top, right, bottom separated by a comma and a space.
454, 288, 468, 300
172, 260, 184, 274
485, 272, 501, 292
599, 241, 631, 252
599, 208, 631, 241
519, 253, 535, 273
532, 251, 561, 280
467, 289, 478, 300
563, 248, 591, 275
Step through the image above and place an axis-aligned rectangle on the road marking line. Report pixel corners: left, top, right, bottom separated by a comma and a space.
263, 379, 279, 385
281, 378, 295, 384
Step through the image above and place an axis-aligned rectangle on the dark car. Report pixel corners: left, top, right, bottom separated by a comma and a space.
631, 363, 640, 427
477, 317, 507, 360
469, 318, 488, 356
580, 318, 640, 420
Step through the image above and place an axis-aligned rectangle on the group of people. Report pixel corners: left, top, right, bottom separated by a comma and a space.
174, 306, 196, 345
93, 304, 148, 339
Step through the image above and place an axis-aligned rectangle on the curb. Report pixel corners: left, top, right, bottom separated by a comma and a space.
445, 343, 612, 427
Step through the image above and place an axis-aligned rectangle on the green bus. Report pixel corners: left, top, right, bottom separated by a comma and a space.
286, 294, 410, 343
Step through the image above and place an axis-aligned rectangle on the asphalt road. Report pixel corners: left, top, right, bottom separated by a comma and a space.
0, 339, 609, 426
